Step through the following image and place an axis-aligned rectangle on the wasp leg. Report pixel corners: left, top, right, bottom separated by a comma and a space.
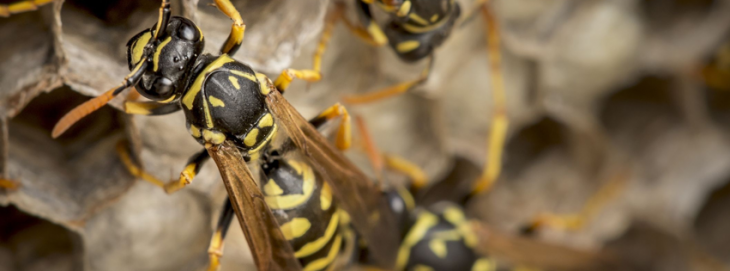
124, 101, 181, 116
0, 0, 54, 17
522, 172, 629, 234
0, 179, 20, 191
213, 0, 245, 56
273, 68, 322, 93
116, 141, 210, 194
457, 0, 489, 26
308, 103, 352, 150
207, 198, 235, 271
312, 3, 345, 77
164, 148, 210, 194
383, 155, 427, 192
471, 5, 508, 196
341, 54, 433, 104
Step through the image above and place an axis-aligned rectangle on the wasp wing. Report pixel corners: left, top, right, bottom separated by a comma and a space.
206, 141, 302, 271
472, 222, 636, 271
265, 89, 400, 268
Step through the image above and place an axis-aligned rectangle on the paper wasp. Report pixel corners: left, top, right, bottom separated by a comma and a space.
311, 0, 509, 201
348, 117, 628, 271
51, 0, 402, 269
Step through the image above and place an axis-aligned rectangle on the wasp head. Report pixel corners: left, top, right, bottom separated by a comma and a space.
126, 16, 204, 102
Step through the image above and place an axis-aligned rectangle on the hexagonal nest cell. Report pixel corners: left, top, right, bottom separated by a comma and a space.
2, 0, 730, 270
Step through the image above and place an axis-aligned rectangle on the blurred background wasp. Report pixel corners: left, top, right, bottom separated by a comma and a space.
49, 0, 404, 269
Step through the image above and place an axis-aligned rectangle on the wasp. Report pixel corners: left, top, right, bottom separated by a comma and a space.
309, 0, 510, 201
51, 0, 402, 269
348, 117, 627, 271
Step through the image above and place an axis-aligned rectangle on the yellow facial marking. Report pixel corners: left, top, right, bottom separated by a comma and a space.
230, 70, 257, 82
131, 31, 152, 65
265, 159, 315, 210
280, 218, 311, 240
195, 24, 204, 41
159, 94, 178, 104
189, 125, 201, 138
153, 36, 172, 72
472, 258, 497, 271
397, 0, 411, 17
264, 179, 284, 196
258, 113, 273, 128
244, 128, 259, 147
228, 76, 240, 89
397, 212, 438, 270
209, 96, 225, 107
320, 183, 333, 211
202, 129, 225, 145
295, 211, 340, 258
414, 265, 435, 271
396, 40, 420, 53
183, 55, 235, 110
255, 73, 272, 95
302, 234, 343, 271
429, 239, 447, 258
430, 14, 439, 22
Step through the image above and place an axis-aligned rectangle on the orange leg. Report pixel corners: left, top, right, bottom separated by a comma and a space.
341, 56, 433, 105
471, 4, 508, 196
0, 0, 54, 17
0, 179, 20, 191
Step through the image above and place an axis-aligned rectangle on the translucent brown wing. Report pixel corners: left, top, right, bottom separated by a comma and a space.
206, 141, 302, 271
472, 222, 636, 271
265, 89, 400, 268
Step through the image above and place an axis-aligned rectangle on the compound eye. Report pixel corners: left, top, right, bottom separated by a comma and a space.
177, 21, 200, 41
153, 77, 175, 98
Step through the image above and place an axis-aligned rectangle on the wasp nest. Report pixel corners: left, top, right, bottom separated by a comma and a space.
1, 0, 730, 270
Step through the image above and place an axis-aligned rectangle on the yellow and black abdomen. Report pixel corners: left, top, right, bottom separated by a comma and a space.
259, 158, 348, 271
181, 54, 277, 160
397, 202, 495, 271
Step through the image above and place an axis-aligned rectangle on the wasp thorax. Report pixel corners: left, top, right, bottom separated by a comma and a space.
125, 16, 205, 102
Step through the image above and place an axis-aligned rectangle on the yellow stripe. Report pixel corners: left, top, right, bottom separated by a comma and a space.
202, 129, 225, 144
280, 218, 312, 240
132, 31, 152, 65
230, 70, 257, 82
414, 265, 435, 271
209, 96, 225, 107
429, 239, 447, 258
302, 234, 343, 271
247, 124, 277, 159
408, 13, 429, 25
228, 76, 240, 89
472, 258, 497, 271
402, 17, 449, 34
258, 113, 273, 128
244, 128, 259, 147
255, 73, 271, 95
153, 36, 172, 71
367, 22, 388, 46
263, 179, 284, 196
183, 55, 235, 110
396, 40, 420, 53
265, 159, 315, 210
202, 95, 214, 128
320, 183, 332, 210
397, 212, 438, 270
396, 0, 411, 17
189, 124, 201, 138
294, 211, 340, 258
443, 207, 466, 225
